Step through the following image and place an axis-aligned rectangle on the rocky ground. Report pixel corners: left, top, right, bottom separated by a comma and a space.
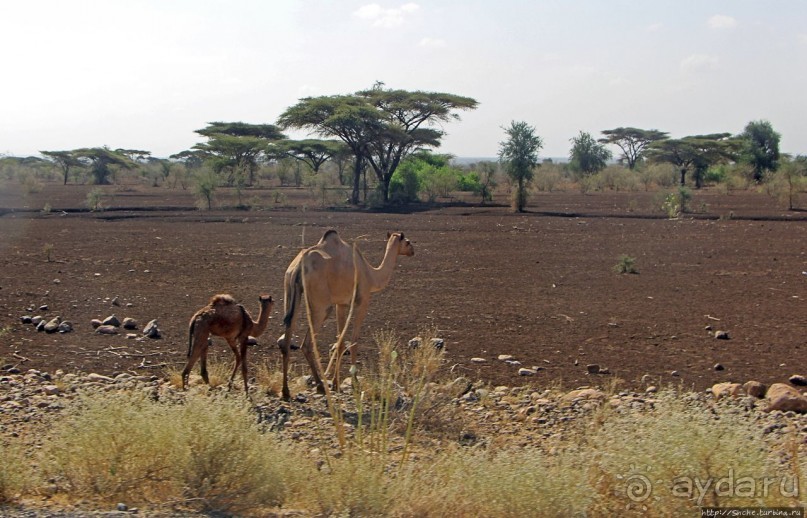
1, 362, 805, 517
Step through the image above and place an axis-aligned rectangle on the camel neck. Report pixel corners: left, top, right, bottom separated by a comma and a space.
365, 237, 400, 293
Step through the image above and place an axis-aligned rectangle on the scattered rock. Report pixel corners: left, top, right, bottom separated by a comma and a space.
31, 316, 44, 325
86, 373, 115, 383
743, 380, 767, 398
470, 357, 486, 364
446, 377, 473, 398
765, 383, 807, 413
714, 363, 725, 371
102, 315, 121, 327
671, 370, 680, 377
561, 388, 605, 404
90, 319, 103, 328
408, 337, 422, 348
20, 315, 32, 324
646, 386, 658, 394
789, 375, 807, 387
498, 354, 515, 362
39, 305, 48, 311
714, 330, 730, 340
711, 382, 743, 399
95, 325, 118, 335
111, 297, 120, 307
586, 364, 600, 374
122, 317, 138, 330
430, 338, 445, 349
518, 368, 537, 376
143, 319, 161, 339
43, 316, 62, 334
57, 321, 73, 334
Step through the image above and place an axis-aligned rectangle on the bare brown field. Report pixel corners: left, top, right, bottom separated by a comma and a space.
1, 182, 805, 393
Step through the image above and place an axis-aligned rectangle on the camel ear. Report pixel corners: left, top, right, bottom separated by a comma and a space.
399, 232, 405, 240
387, 232, 391, 239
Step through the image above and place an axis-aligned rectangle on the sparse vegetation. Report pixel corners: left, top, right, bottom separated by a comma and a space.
85, 187, 104, 211
614, 254, 638, 274
1, 380, 802, 516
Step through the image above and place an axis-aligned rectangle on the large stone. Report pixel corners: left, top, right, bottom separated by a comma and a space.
711, 382, 743, 399
765, 383, 807, 413
743, 380, 767, 398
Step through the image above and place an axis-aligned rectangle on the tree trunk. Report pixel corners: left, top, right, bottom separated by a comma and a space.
680, 168, 686, 186
351, 157, 362, 205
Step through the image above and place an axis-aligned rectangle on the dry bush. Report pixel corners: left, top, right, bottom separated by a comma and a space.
39, 391, 311, 515
0, 440, 32, 503
588, 392, 802, 515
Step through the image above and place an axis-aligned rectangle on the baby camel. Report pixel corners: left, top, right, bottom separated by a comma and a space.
182, 293, 273, 395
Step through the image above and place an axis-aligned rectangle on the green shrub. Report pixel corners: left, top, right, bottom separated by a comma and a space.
614, 254, 638, 274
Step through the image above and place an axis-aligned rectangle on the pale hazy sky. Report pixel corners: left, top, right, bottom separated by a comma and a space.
2, 1, 805, 159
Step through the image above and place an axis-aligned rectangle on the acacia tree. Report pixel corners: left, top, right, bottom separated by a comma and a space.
279, 95, 381, 204
193, 122, 286, 185
278, 85, 478, 205
41, 150, 84, 185
73, 147, 135, 185
499, 121, 542, 212
646, 134, 735, 187
739, 120, 780, 182
270, 139, 347, 174
568, 131, 612, 176
356, 86, 478, 204
599, 127, 668, 169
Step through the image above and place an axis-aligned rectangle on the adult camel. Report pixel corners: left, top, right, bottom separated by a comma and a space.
276, 230, 414, 400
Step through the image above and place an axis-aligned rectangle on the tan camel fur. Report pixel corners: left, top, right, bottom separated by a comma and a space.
182, 293, 273, 395
277, 230, 415, 400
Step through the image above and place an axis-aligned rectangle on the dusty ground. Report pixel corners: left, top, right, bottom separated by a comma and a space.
1, 181, 806, 394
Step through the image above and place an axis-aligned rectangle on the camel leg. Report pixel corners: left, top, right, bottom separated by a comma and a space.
333, 301, 369, 392
278, 333, 292, 401
200, 337, 213, 386
238, 337, 249, 396
182, 329, 209, 389
226, 337, 241, 392
300, 305, 329, 395
324, 305, 348, 379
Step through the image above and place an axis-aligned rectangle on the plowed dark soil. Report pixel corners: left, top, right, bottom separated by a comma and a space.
1, 182, 805, 392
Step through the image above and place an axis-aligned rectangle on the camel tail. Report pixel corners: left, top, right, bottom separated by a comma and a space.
187, 318, 196, 358
283, 265, 303, 328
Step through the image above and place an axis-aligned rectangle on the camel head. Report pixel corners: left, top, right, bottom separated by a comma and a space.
387, 232, 415, 257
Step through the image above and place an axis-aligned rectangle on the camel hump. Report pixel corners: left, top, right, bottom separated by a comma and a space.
320, 229, 339, 242
209, 294, 236, 306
